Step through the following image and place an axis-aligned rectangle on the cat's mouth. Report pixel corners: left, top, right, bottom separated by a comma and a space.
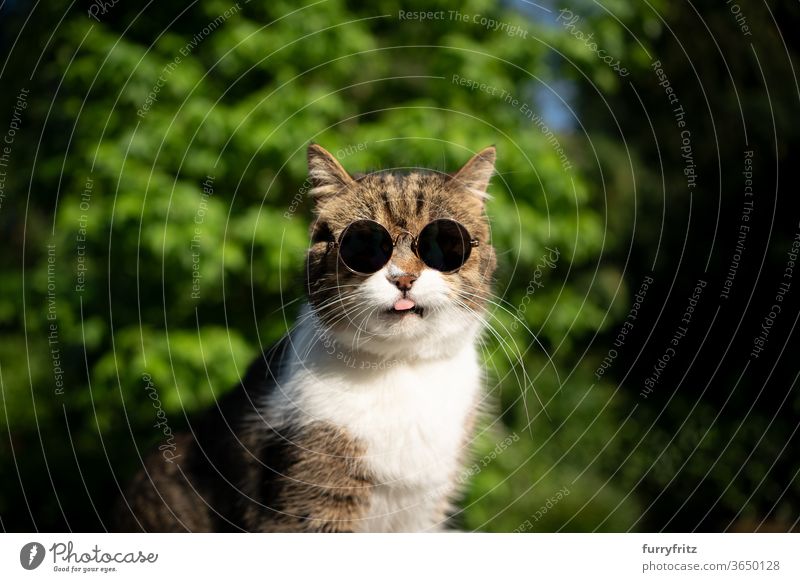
386, 306, 424, 317
386, 297, 424, 317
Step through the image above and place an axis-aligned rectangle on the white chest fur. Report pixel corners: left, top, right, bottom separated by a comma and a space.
265, 315, 482, 532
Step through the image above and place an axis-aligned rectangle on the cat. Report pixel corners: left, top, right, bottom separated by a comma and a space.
117, 143, 497, 532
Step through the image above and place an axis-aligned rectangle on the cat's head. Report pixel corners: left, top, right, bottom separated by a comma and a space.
304, 144, 497, 361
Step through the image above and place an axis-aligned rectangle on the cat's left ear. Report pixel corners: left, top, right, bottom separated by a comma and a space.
447, 146, 496, 202
307, 143, 354, 201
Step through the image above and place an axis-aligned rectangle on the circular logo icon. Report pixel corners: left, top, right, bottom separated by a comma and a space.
20, 542, 46, 570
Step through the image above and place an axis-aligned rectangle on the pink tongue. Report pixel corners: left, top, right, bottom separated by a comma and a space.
393, 298, 416, 311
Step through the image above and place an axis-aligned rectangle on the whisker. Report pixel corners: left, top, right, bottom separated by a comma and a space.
448, 296, 545, 433
454, 288, 563, 391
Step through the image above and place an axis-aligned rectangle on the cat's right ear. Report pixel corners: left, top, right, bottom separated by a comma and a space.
307, 143, 354, 201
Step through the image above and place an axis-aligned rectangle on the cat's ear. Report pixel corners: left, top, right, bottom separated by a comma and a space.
307, 143, 354, 201
447, 146, 496, 202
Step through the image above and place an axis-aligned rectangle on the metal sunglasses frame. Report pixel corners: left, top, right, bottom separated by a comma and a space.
329, 218, 480, 276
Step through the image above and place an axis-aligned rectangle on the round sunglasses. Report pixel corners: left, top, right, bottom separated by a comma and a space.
330, 218, 479, 275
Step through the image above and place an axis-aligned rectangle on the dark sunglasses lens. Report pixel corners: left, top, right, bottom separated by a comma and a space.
417, 220, 472, 272
339, 221, 393, 274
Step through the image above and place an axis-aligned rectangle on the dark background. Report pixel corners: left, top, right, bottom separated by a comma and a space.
0, 0, 798, 532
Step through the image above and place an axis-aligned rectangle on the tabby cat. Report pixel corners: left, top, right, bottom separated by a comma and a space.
117, 144, 497, 532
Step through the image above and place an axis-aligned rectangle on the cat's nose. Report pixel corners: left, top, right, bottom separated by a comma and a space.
388, 274, 417, 291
